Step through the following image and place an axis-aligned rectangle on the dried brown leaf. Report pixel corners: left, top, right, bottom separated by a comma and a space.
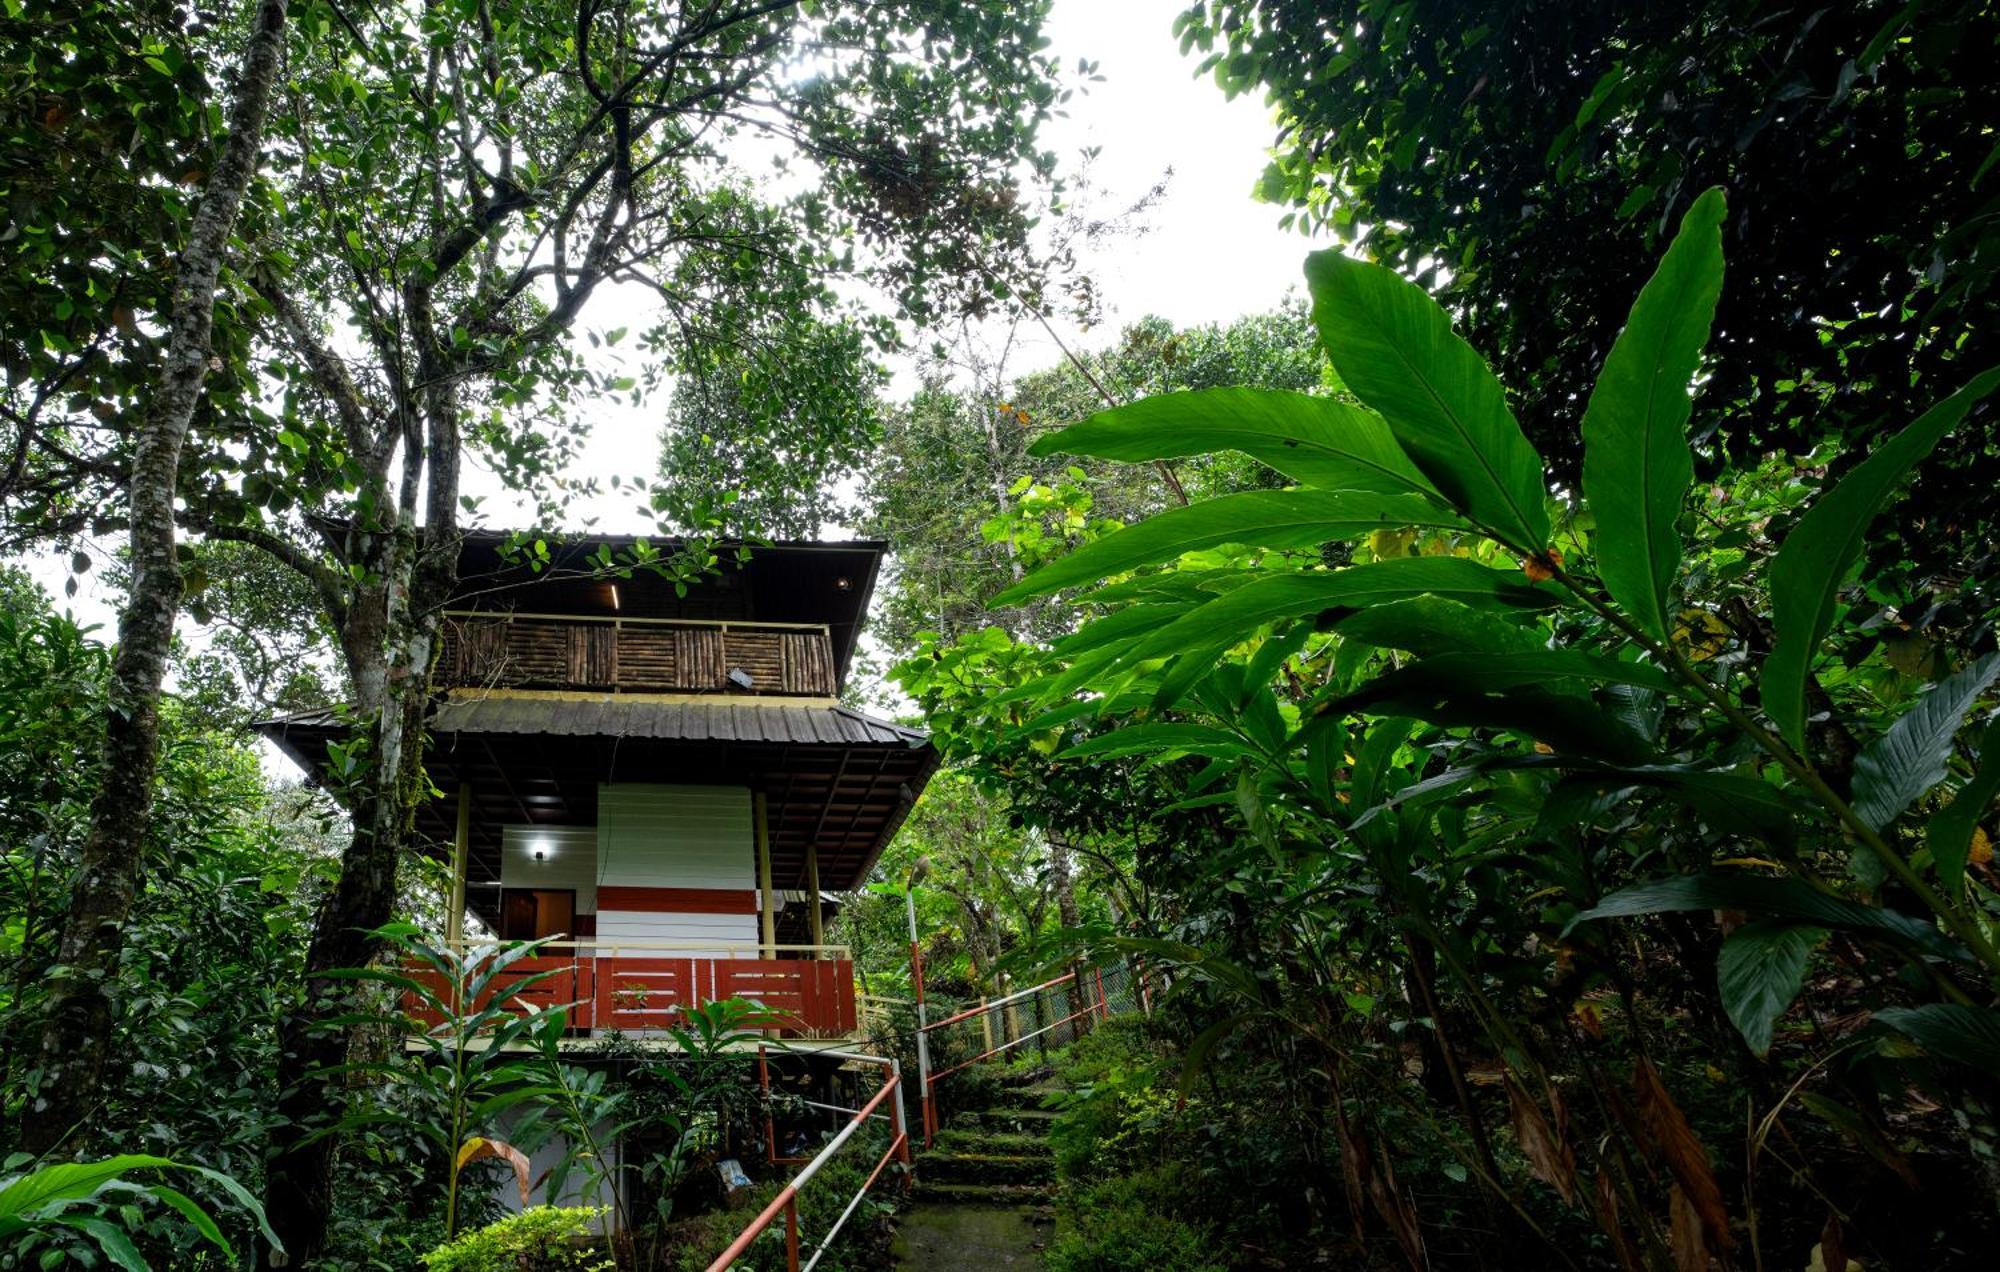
1819, 1213, 1848, 1272
1366, 1148, 1425, 1271
1592, 1170, 1646, 1272
1669, 1184, 1713, 1272
1507, 1077, 1578, 1205
1633, 1058, 1735, 1256
456, 1135, 532, 1205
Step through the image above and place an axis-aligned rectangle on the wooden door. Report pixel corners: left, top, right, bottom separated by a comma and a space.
499, 888, 576, 941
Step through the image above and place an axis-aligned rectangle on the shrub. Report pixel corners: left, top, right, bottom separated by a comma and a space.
1046, 1167, 1222, 1272
421, 1206, 611, 1272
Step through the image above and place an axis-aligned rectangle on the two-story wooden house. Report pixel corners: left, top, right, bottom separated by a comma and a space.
260, 531, 937, 1043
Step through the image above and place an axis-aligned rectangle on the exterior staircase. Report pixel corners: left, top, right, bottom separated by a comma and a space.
891, 1068, 1063, 1267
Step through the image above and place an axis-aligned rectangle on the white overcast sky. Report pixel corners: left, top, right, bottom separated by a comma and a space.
38, 0, 1313, 626
474, 0, 1312, 536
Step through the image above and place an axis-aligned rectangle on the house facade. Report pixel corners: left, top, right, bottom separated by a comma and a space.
261, 531, 937, 1042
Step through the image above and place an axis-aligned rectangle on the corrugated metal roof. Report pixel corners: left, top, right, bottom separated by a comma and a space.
263, 695, 928, 748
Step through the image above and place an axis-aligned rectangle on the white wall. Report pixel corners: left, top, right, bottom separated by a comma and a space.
499, 825, 599, 913
595, 783, 761, 952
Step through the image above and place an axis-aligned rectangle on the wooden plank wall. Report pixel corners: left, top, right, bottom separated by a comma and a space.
440, 617, 834, 695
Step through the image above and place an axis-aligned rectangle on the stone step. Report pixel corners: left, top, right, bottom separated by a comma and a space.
986, 1082, 1065, 1111
921, 1150, 1054, 1186
932, 1129, 1053, 1157
910, 1179, 1053, 1206
958, 1107, 1060, 1130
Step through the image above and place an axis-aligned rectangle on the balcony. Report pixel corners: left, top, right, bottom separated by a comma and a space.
438, 612, 838, 698
400, 941, 861, 1041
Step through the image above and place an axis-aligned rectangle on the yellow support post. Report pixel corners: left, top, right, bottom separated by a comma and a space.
446, 784, 470, 950
755, 791, 776, 956
805, 841, 825, 957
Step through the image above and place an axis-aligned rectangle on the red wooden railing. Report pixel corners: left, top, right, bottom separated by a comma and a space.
400, 955, 859, 1037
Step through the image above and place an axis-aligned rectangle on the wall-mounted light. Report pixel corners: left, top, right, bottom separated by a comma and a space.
531, 838, 552, 862
728, 667, 755, 690
608, 583, 621, 611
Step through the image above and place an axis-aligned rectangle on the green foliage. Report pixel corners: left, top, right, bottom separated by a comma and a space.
1044, 1170, 1222, 1272
420, 1205, 610, 1272
1762, 370, 2000, 748
1177, 0, 2000, 597
331, 930, 575, 1236
1578, 188, 1724, 641
917, 192, 2000, 1261
1304, 249, 1549, 550
0, 579, 320, 1242
0, 1153, 278, 1270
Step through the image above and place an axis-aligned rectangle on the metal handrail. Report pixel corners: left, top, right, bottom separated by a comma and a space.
708, 1048, 909, 1272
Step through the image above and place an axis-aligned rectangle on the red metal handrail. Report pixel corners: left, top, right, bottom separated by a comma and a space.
707, 1049, 909, 1272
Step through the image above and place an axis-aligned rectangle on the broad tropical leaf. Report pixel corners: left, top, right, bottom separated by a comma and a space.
1572, 873, 1963, 962
1929, 718, 2000, 892
1028, 387, 1438, 496
1094, 557, 1557, 675
1579, 187, 1725, 641
1553, 765, 1805, 847
1716, 920, 1824, 1057
1305, 250, 1550, 550
1059, 723, 1256, 762
1324, 686, 1659, 765
1851, 654, 2000, 831
1333, 595, 1549, 659
1337, 650, 1678, 701
1873, 1004, 2000, 1071
1762, 367, 2000, 748
992, 488, 1462, 605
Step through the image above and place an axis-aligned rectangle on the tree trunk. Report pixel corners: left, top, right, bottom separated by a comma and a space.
21, 0, 289, 1156
263, 338, 462, 1263
1047, 830, 1082, 930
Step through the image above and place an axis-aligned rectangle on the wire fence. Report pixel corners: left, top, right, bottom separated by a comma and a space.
910, 959, 1148, 1142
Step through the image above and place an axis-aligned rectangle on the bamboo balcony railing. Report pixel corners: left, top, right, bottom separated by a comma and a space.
437, 610, 838, 696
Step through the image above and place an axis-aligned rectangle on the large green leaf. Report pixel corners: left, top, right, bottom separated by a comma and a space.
1579, 188, 1725, 641
1333, 595, 1549, 659
1929, 718, 2000, 892
1338, 650, 1678, 701
0, 1155, 182, 1219
1305, 250, 1550, 550
992, 488, 1461, 605
1851, 653, 2000, 831
1762, 367, 2000, 748
1325, 686, 1659, 764
1558, 765, 1806, 847
1873, 1004, 2000, 1071
1058, 723, 1255, 763
1095, 558, 1557, 673
1572, 873, 1964, 962
1716, 919, 1824, 1057
1027, 387, 1437, 496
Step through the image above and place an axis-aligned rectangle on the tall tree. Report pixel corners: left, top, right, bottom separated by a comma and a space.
864, 306, 1327, 653
19, 0, 290, 1155
148, 3, 1065, 1260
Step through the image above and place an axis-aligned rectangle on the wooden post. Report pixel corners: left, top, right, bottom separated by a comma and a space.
755, 791, 776, 956
804, 841, 825, 957
446, 783, 470, 949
